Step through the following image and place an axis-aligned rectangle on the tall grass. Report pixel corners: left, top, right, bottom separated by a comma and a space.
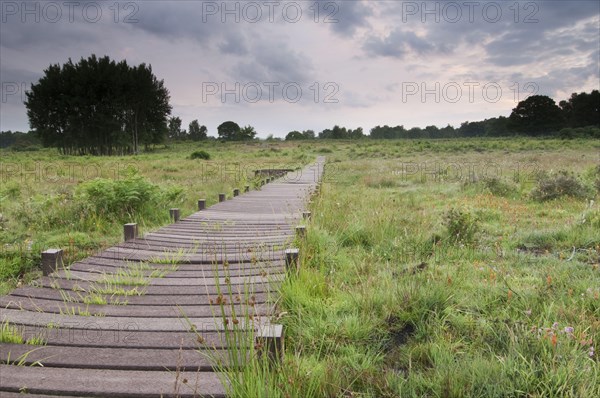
270, 146, 599, 397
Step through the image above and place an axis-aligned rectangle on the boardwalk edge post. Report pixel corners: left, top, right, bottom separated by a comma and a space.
233, 188, 240, 197
219, 193, 226, 202
285, 248, 299, 273
124, 223, 138, 241
295, 225, 306, 239
170, 208, 180, 222
302, 211, 311, 220
41, 248, 63, 276
256, 323, 284, 364
198, 199, 206, 211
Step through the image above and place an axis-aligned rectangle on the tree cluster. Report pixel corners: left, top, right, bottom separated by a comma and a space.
25, 55, 171, 155
318, 125, 364, 139
0, 130, 40, 150
216, 121, 257, 141
367, 91, 599, 140
167, 117, 208, 141
285, 130, 315, 140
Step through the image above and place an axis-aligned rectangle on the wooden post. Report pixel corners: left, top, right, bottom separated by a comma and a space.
302, 211, 311, 220
198, 199, 206, 211
256, 323, 284, 363
244, 185, 250, 193
285, 248, 299, 273
233, 188, 240, 197
170, 208, 180, 222
295, 226, 306, 239
219, 193, 226, 202
42, 249, 63, 276
124, 223, 138, 242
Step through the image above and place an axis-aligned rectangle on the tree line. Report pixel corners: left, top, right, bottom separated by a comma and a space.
285, 91, 599, 140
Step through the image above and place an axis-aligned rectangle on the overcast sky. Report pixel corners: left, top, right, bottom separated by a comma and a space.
1, 0, 598, 137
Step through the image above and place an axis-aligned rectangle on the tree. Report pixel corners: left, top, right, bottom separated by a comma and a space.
239, 125, 257, 141
458, 121, 485, 137
559, 90, 600, 128
168, 117, 184, 140
217, 121, 241, 141
302, 130, 315, 139
483, 117, 510, 137
348, 127, 364, 139
286, 131, 305, 140
370, 125, 407, 139
25, 54, 171, 155
0, 130, 40, 149
509, 95, 564, 135
188, 120, 208, 141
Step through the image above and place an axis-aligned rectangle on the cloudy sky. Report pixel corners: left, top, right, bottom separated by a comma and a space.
1, 0, 598, 137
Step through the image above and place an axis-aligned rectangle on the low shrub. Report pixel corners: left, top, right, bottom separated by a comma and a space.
444, 208, 479, 246
465, 176, 516, 197
190, 150, 211, 160
75, 174, 184, 220
530, 171, 590, 201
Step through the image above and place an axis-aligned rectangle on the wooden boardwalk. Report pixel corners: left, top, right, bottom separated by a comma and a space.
0, 157, 325, 397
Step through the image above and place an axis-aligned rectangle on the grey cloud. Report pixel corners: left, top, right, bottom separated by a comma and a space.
485, 22, 598, 67
230, 39, 313, 84
218, 30, 248, 55
131, 1, 216, 42
365, 1, 598, 65
363, 29, 438, 58
321, 0, 372, 36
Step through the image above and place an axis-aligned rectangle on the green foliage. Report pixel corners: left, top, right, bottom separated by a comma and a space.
0, 130, 41, 150
188, 120, 208, 141
318, 125, 364, 139
466, 176, 517, 197
1, 319, 24, 344
286, 131, 305, 140
530, 171, 590, 202
77, 175, 158, 217
558, 126, 600, 139
0, 248, 38, 281
190, 150, 211, 160
286, 130, 315, 141
509, 95, 565, 135
445, 208, 479, 245
168, 116, 185, 140
25, 54, 171, 155
559, 90, 600, 128
217, 121, 241, 141
480, 177, 516, 197
0, 181, 21, 199
75, 174, 183, 220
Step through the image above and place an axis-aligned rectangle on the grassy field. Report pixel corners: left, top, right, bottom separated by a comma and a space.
0, 140, 315, 294
1, 137, 599, 396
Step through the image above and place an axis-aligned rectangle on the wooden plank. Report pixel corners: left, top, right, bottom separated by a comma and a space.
7, 288, 271, 306
31, 279, 278, 295
0, 343, 233, 371
0, 297, 272, 318
16, 326, 235, 349
1, 308, 270, 332
0, 365, 227, 397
